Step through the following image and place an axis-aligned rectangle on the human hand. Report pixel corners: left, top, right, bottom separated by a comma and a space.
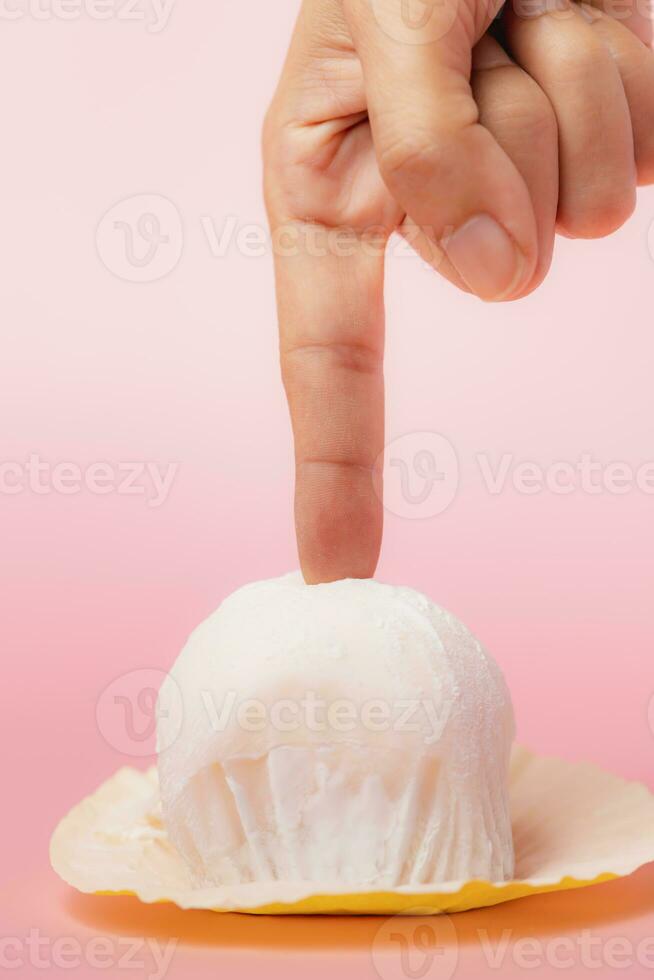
263, 0, 654, 583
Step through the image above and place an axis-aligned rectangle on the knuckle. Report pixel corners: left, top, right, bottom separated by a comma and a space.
490, 90, 557, 150
520, 90, 558, 146
472, 59, 558, 146
378, 131, 448, 190
511, 28, 608, 86
559, 44, 614, 89
281, 342, 382, 392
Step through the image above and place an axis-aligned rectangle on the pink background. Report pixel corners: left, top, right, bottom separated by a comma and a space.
0, 2, 653, 978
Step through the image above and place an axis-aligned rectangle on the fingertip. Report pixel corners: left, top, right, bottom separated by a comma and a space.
295, 460, 382, 584
300, 556, 379, 585
557, 190, 636, 239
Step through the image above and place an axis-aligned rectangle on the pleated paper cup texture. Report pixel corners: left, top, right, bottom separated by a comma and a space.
50, 745, 654, 915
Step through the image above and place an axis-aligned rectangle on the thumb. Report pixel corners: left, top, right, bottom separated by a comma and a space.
343, 0, 539, 301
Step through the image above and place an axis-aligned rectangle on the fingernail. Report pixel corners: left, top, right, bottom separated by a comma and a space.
442, 214, 529, 302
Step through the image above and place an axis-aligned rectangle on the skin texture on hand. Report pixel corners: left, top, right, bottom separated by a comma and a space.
263, 0, 654, 583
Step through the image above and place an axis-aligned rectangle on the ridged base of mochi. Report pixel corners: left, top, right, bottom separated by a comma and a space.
162, 744, 514, 888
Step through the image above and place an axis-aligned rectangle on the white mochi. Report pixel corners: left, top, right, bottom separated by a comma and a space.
157, 573, 515, 888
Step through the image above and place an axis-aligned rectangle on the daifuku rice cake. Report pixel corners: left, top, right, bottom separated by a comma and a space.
157, 573, 515, 888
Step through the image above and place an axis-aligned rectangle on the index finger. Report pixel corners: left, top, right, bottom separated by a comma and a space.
270, 218, 386, 584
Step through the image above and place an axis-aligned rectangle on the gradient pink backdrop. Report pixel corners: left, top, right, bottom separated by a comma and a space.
1, 2, 653, 978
